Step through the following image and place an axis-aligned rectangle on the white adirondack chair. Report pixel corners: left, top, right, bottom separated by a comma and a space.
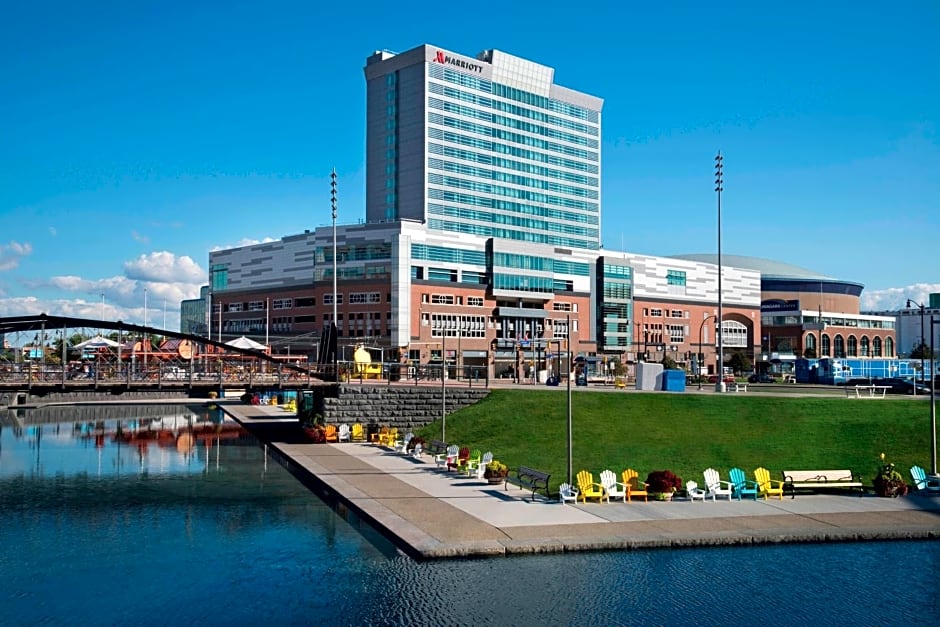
686, 480, 710, 502
474, 451, 494, 479
397, 432, 414, 453
559, 482, 579, 505
337, 424, 350, 443
703, 467, 734, 501
599, 469, 627, 502
436, 444, 459, 468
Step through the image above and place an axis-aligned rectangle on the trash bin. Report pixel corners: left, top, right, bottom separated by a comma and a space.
366, 422, 380, 443
389, 364, 401, 382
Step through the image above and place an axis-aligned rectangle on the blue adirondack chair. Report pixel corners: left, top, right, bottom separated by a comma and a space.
729, 467, 759, 501
910, 465, 940, 494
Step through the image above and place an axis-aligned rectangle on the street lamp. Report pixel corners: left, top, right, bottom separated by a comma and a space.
715, 152, 725, 392
697, 314, 714, 391
907, 299, 926, 384
930, 315, 938, 478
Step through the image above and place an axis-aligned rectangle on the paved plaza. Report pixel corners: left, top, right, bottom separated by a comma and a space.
223, 403, 940, 559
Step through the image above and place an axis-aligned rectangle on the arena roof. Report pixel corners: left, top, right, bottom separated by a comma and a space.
670, 254, 834, 280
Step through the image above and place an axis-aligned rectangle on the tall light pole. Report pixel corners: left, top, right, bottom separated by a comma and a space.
698, 314, 714, 391
715, 152, 725, 392
907, 299, 926, 384
566, 313, 572, 486
930, 315, 938, 477
331, 168, 338, 382
143, 288, 148, 374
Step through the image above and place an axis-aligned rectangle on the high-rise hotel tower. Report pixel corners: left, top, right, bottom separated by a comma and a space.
364, 45, 603, 251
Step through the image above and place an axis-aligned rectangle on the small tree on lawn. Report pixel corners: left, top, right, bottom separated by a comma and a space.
729, 351, 751, 375
661, 354, 677, 370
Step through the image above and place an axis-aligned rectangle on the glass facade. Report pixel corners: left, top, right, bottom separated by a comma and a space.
423, 55, 601, 251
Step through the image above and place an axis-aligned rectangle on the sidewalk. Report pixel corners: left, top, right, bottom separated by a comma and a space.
223, 403, 940, 559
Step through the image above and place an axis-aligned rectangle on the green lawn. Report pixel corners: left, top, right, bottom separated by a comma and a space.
414, 389, 933, 492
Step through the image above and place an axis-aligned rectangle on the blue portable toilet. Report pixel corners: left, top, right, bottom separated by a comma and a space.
662, 369, 686, 392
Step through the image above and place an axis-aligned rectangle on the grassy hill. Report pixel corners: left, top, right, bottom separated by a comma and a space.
414, 389, 933, 492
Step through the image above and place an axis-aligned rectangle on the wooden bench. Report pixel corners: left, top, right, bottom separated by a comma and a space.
424, 439, 447, 457
730, 382, 748, 393
505, 466, 551, 501
781, 469, 864, 498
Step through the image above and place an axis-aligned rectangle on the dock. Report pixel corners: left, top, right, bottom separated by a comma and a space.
221, 403, 940, 560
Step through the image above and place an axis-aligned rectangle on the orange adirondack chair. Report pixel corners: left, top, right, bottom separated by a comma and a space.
622, 468, 649, 502
323, 424, 338, 443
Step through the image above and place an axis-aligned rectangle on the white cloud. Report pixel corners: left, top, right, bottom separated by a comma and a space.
861, 283, 940, 312
0, 295, 185, 332
131, 230, 150, 244
48, 227, 57, 237
123, 251, 205, 284
0, 241, 33, 271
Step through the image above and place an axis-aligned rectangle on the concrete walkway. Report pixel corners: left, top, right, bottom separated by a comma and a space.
222, 403, 940, 559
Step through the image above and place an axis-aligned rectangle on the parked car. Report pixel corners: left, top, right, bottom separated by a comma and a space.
747, 372, 776, 384
862, 377, 932, 395
707, 374, 735, 384
887, 378, 931, 395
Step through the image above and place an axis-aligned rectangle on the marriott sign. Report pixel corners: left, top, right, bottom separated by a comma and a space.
434, 50, 484, 73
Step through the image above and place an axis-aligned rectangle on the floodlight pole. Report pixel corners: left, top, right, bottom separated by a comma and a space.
930, 315, 938, 477
331, 168, 339, 382
715, 152, 725, 392
567, 313, 572, 486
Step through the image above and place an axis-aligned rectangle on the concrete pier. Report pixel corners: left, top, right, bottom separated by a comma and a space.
222, 403, 940, 560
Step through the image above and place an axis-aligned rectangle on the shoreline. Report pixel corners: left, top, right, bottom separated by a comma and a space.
221, 403, 940, 560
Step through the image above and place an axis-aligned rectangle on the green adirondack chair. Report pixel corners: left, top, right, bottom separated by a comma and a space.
729, 467, 759, 500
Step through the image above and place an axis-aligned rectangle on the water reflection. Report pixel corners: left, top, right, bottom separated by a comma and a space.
0, 405, 250, 479
1, 405, 938, 626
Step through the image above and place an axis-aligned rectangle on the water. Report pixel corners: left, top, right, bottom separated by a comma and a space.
1, 405, 938, 626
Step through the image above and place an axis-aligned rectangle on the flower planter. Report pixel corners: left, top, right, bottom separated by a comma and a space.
486, 476, 505, 485
651, 492, 674, 501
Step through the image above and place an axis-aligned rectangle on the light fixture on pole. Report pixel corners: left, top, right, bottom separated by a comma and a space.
714, 152, 725, 392
331, 168, 339, 382
907, 299, 926, 385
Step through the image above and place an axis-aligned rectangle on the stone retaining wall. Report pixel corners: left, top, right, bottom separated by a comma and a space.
322, 384, 489, 429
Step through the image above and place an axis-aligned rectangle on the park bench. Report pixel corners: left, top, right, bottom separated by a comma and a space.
781, 469, 864, 498
505, 466, 552, 501
729, 382, 748, 393
424, 439, 447, 457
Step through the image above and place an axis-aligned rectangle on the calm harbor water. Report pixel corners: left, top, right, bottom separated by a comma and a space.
1, 405, 938, 626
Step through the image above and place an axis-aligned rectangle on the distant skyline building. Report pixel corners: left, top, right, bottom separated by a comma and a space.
364, 45, 603, 250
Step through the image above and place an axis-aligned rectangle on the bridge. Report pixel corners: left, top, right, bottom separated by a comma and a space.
0, 313, 335, 398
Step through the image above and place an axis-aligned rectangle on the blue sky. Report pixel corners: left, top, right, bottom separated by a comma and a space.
2, 0, 938, 329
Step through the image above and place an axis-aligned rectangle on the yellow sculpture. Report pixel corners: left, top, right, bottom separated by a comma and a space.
352, 344, 382, 379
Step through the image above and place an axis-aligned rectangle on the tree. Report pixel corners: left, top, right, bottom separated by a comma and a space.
910, 342, 934, 360
661, 355, 678, 370
803, 347, 817, 358
728, 351, 751, 375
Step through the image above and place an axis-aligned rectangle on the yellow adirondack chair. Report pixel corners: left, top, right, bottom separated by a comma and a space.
622, 468, 649, 502
754, 466, 785, 500
350, 423, 365, 442
576, 470, 609, 503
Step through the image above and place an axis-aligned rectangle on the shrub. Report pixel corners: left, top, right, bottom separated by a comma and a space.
645, 469, 682, 494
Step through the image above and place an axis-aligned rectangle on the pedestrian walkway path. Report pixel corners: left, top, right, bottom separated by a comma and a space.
223, 403, 940, 559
